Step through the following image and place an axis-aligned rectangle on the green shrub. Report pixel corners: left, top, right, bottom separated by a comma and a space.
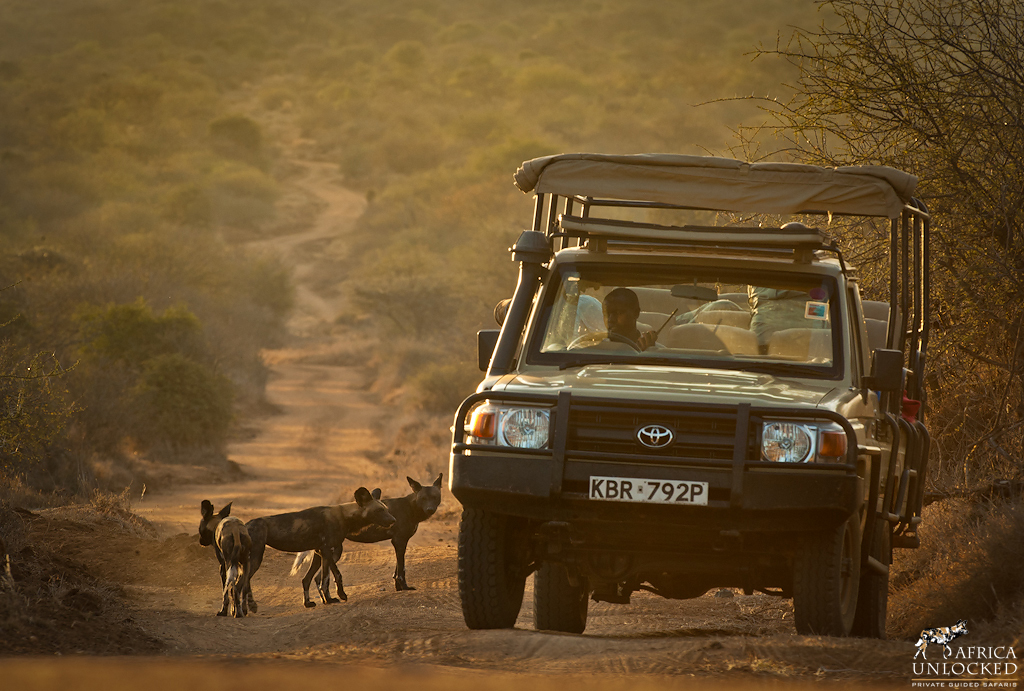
208, 162, 278, 199
90, 201, 161, 236
513, 63, 589, 94
52, 108, 107, 153
385, 40, 427, 70
206, 162, 279, 228
436, 21, 482, 44
208, 114, 262, 155
409, 361, 480, 414
162, 184, 213, 228
379, 131, 444, 175
469, 136, 555, 174
242, 253, 294, 320
132, 352, 233, 447
0, 346, 74, 478
76, 298, 203, 369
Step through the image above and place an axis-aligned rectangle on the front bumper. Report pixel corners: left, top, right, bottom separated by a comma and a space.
450, 390, 865, 537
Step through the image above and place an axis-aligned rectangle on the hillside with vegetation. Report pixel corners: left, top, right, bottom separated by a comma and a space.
0, 0, 814, 496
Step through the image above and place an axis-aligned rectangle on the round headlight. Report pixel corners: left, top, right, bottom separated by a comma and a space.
762, 422, 813, 463
501, 408, 550, 449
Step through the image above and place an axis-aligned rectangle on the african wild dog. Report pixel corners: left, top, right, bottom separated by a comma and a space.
198, 500, 248, 617
245, 487, 396, 608
914, 619, 969, 659
291, 474, 443, 592
215, 516, 252, 617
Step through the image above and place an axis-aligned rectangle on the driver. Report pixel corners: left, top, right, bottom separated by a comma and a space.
603, 288, 658, 351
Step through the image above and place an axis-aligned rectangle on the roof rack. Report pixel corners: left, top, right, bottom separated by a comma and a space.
557, 214, 826, 250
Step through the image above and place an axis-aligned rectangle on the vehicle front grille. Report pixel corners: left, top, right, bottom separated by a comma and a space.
565, 400, 758, 462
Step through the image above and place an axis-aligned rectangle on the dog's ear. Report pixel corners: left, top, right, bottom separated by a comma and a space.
354, 487, 373, 506
201, 500, 214, 520
433, 473, 443, 488
371, 488, 382, 500
217, 502, 232, 518
407, 477, 423, 492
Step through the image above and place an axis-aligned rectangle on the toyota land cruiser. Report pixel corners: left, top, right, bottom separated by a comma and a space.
449, 153, 931, 638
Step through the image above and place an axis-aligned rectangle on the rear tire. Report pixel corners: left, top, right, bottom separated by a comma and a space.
851, 518, 890, 639
793, 515, 861, 636
533, 562, 589, 634
458, 508, 528, 629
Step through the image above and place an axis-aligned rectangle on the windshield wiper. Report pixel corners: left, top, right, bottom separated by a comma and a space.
558, 356, 694, 370
559, 358, 627, 370
742, 362, 826, 377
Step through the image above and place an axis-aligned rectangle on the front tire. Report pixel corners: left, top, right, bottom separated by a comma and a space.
793, 515, 861, 636
534, 561, 589, 634
458, 508, 528, 629
851, 518, 890, 639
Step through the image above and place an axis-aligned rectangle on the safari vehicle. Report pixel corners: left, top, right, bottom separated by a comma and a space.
449, 154, 931, 637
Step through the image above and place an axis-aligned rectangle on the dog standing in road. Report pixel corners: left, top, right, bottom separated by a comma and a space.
215, 516, 252, 617
291, 474, 443, 591
199, 500, 251, 617
246, 487, 396, 608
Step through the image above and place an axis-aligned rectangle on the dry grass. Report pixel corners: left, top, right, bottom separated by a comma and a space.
0, 496, 162, 655
888, 495, 1024, 644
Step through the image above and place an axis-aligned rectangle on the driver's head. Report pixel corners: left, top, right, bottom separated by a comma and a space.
603, 288, 641, 336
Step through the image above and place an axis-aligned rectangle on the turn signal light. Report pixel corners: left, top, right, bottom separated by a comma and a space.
819, 431, 848, 459
468, 409, 496, 439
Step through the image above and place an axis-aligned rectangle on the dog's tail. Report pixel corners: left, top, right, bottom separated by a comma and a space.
290, 550, 314, 576
226, 563, 240, 588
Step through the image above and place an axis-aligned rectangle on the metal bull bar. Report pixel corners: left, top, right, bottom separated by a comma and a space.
451, 391, 864, 498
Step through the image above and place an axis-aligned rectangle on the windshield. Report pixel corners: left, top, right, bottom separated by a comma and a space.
529, 263, 841, 377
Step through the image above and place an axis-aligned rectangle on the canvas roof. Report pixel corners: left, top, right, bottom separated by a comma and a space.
513, 153, 918, 219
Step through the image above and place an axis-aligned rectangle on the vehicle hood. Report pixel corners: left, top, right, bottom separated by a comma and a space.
495, 364, 837, 409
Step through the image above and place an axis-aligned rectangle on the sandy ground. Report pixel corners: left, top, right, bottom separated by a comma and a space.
1, 153, 924, 689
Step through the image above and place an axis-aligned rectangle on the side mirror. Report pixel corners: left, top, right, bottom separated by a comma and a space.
863, 348, 904, 392
493, 298, 512, 326
477, 330, 500, 372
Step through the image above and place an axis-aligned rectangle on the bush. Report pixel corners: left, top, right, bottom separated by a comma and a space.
52, 108, 107, 153
409, 361, 480, 414
385, 40, 427, 70
132, 353, 233, 448
161, 184, 213, 228
889, 496, 1024, 641
76, 298, 203, 369
0, 345, 75, 478
208, 114, 262, 157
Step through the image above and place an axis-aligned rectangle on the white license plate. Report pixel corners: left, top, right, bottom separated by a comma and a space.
589, 476, 709, 505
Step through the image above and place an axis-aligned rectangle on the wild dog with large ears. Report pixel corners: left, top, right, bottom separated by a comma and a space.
199, 500, 243, 616
292, 473, 443, 591
215, 516, 252, 618
247, 487, 396, 608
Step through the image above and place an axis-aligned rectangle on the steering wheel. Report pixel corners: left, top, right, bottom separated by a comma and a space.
567, 331, 641, 352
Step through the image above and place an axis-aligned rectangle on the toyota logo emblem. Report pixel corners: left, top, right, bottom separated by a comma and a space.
637, 424, 674, 449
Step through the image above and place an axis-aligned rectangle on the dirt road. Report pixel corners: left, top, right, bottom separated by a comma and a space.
5, 154, 918, 689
